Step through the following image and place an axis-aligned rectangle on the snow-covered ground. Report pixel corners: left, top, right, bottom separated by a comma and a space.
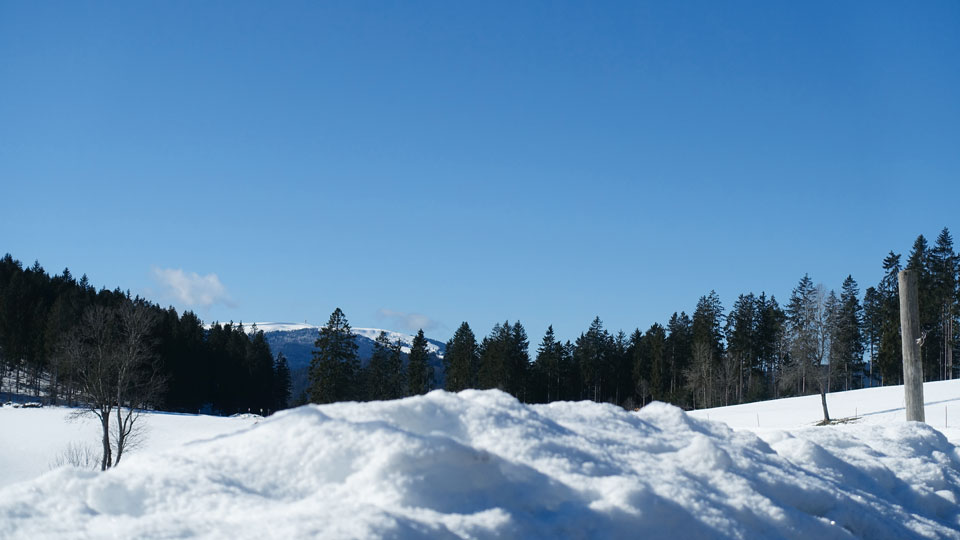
1, 382, 959, 538
0, 407, 260, 488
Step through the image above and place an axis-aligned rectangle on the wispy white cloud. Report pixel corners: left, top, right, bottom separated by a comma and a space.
376, 308, 439, 333
151, 267, 235, 309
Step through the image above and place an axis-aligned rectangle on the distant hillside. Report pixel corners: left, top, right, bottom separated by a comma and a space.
244, 323, 447, 399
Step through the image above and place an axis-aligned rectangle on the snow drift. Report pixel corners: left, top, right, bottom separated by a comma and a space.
1, 390, 959, 539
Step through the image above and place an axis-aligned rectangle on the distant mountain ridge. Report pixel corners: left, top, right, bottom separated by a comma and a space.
231, 323, 447, 398
246, 322, 445, 369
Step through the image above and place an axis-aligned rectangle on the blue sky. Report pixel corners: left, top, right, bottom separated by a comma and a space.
2, 1, 958, 343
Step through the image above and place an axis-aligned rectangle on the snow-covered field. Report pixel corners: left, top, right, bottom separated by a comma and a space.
1, 382, 959, 539
0, 407, 261, 488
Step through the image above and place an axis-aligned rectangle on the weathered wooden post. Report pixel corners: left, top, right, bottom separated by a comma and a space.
898, 269, 925, 422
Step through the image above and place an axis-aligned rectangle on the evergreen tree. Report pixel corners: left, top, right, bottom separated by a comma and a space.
575, 317, 610, 402
834, 276, 865, 390
862, 286, 882, 386
610, 330, 631, 406
248, 328, 278, 413
364, 331, 394, 400
690, 291, 725, 405
877, 252, 902, 385
444, 322, 478, 391
692, 291, 725, 366
629, 328, 649, 406
273, 352, 292, 411
665, 312, 693, 403
532, 326, 560, 403
308, 308, 359, 404
930, 228, 958, 379
785, 274, 817, 396
644, 323, 667, 401
755, 294, 785, 400
907, 235, 939, 378
406, 329, 434, 395
725, 293, 758, 404
388, 337, 406, 400
478, 321, 512, 391
476, 320, 528, 398
509, 321, 530, 400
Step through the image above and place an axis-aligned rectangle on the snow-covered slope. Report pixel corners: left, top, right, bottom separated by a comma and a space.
2, 382, 960, 538
689, 379, 960, 437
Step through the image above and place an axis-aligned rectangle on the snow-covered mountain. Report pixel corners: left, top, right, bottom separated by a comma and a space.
237, 323, 447, 395
244, 322, 445, 368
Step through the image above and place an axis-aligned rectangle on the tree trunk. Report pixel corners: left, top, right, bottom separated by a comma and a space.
820, 388, 830, 423
898, 270, 925, 422
100, 410, 112, 471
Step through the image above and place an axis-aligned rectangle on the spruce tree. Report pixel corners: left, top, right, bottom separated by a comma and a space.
877, 252, 903, 385
388, 337, 406, 400
755, 295, 786, 400
478, 321, 511, 390
575, 317, 610, 402
406, 329, 434, 395
725, 293, 758, 404
444, 322, 478, 391
665, 312, 693, 403
308, 308, 359, 404
692, 291, 725, 368
907, 235, 938, 378
273, 352, 292, 411
931, 228, 958, 379
862, 286, 883, 386
629, 328, 648, 405
834, 276, 865, 390
785, 274, 817, 396
691, 291, 725, 405
509, 321, 530, 400
610, 330, 631, 406
645, 323, 667, 401
533, 326, 560, 402
364, 331, 393, 400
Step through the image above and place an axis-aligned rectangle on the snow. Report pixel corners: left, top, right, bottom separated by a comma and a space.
246, 322, 317, 333
1, 383, 959, 538
688, 379, 960, 437
0, 408, 260, 488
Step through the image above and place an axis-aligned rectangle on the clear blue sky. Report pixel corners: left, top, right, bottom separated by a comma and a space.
2, 1, 958, 344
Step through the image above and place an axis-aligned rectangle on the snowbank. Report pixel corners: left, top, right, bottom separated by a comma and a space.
1, 389, 958, 539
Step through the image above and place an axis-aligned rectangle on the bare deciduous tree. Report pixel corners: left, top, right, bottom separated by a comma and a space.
112, 302, 163, 465
57, 301, 164, 470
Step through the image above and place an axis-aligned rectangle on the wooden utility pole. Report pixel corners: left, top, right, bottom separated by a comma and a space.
946, 314, 953, 380
898, 269, 925, 422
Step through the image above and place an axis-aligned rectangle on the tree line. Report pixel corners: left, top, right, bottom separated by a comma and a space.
305, 307, 436, 403
3, 227, 957, 418
0, 255, 292, 417
307, 228, 958, 417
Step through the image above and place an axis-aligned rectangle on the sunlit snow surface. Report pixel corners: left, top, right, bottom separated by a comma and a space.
2, 383, 960, 539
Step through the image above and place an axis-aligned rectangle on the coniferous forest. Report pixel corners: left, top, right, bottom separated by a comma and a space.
308, 227, 959, 411
0, 254, 290, 415
1, 227, 957, 415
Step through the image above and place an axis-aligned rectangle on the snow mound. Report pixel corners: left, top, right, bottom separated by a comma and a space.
1, 390, 959, 539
